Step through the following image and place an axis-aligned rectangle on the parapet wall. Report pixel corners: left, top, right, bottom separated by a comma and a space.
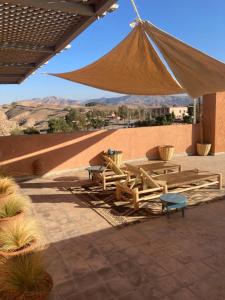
0, 124, 200, 176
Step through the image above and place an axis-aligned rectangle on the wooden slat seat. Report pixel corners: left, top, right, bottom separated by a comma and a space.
116, 165, 222, 209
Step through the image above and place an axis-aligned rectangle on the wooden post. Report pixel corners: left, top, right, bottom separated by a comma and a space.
116, 184, 121, 200
133, 188, 139, 210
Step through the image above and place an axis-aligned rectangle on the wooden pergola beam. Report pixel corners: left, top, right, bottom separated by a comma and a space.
0, 63, 35, 68
0, 42, 54, 53
0, 0, 94, 16
0, 74, 24, 77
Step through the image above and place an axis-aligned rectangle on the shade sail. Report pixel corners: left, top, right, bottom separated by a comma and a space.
144, 21, 225, 98
51, 24, 183, 95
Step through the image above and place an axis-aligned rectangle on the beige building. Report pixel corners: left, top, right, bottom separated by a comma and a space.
151, 106, 188, 119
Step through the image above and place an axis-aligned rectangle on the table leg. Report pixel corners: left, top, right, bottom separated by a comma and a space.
166, 204, 170, 218
182, 207, 185, 218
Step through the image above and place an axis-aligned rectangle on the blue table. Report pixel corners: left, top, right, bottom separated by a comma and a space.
160, 193, 187, 218
86, 165, 106, 179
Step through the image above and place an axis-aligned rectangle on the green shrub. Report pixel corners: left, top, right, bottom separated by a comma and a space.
11, 128, 24, 136
0, 177, 18, 196
48, 118, 72, 133
0, 194, 30, 218
0, 219, 40, 252
23, 127, 40, 135
0, 253, 50, 296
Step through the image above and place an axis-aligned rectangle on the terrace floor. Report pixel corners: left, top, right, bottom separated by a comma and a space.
20, 154, 225, 300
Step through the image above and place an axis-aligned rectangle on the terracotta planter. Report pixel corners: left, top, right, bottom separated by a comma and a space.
158, 145, 175, 161
197, 143, 211, 156
0, 239, 38, 258
0, 211, 24, 229
0, 272, 53, 300
32, 159, 44, 176
108, 152, 123, 167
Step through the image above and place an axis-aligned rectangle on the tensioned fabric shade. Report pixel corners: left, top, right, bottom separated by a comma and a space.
51, 24, 183, 95
51, 21, 225, 98
144, 22, 225, 98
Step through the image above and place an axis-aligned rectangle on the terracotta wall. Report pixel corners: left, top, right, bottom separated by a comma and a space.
203, 92, 225, 154
0, 124, 199, 176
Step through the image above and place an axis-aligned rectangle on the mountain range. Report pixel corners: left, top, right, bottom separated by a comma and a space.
0, 94, 192, 135
13, 94, 192, 107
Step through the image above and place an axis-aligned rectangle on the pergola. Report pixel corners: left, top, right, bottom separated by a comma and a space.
0, 0, 116, 84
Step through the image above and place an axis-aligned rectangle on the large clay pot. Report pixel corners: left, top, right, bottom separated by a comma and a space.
0, 272, 53, 300
197, 143, 211, 156
108, 151, 123, 167
32, 159, 44, 176
0, 239, 38, 258
158, 145, 175, 161
0, 211, 24, 229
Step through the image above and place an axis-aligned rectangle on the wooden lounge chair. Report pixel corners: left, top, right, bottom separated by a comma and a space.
116, 166, 222, 209
125, 161, 181, 176
92, 155, 129, 190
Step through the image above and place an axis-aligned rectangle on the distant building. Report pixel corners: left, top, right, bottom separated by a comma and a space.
151, 106, 188, 119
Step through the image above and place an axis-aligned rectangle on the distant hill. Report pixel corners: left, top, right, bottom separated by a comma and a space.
17, 96, 81, 107
14, 94, 192, 108
84, 94, 192, 106
1, 94, 192, 134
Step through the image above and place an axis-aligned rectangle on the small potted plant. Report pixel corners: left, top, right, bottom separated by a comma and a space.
158, 145, 175, 161
0, 253, 53, 300
0, 194, 31, 228
0, 219, 40, 258
0, 177, 19, 201
197, 97, 211, 156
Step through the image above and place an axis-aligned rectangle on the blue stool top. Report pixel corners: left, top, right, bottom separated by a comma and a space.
86, 165, 106, 172
160, 193, 187, 204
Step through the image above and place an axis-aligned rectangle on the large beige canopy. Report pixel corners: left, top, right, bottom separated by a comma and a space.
51, 24, 183, 95
52, 21, 225, 98
144, 22, 225, 98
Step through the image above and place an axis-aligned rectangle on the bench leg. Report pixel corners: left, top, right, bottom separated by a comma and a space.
182, 207, 185, 218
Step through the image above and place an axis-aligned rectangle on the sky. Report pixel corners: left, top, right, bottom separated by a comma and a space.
1, 0, 225, 104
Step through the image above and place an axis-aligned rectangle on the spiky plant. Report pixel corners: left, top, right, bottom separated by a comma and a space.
0, 194, 31, 219
0, 177, 18, 196
0, 253, 52, 297
0, 219, 40, 253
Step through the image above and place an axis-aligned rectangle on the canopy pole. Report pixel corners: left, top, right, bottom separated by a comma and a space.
130, 0, 142, 22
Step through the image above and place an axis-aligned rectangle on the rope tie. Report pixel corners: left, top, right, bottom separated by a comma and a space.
130, 0, 142, 22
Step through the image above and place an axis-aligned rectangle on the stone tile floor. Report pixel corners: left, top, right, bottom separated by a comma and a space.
20, 155, 225, 300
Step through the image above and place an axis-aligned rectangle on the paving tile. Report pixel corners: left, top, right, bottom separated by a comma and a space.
169, 287, 198, 300
118, 290, 147, 300
72, 271, 101, 292
189, 279, 221, 299
87, 254, 109, 271
140, 283, 166, 299
96, 266, 117, 281
145, 263, 169, 279
54, 280, 77, 298
114, 260, 139, 275
126, 270, 150, 287
64, 292, 87, 300
157, 256, 184, 273
186, 261, 214, 279
105, 251, 127, 265
173, 267, 199, 286
106, 277, 134, 297
153, 275, 181, 295
83, 283, 112, 300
